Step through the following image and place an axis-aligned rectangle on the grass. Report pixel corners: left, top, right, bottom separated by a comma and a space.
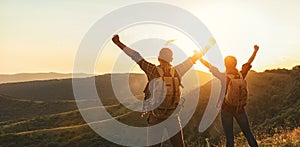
0, 68, 299, 146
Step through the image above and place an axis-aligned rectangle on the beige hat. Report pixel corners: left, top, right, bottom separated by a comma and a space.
158, 48, 173, 62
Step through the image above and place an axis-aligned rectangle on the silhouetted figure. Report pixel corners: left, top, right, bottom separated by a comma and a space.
112, 35, 201, 147
199, 45, 259, 147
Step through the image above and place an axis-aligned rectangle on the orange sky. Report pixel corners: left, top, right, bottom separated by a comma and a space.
1, 0, 299, 74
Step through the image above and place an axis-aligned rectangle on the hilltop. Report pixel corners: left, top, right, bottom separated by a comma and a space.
0, 73, 93, 84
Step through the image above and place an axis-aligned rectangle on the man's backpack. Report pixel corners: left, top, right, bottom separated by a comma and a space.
148, 66, 182, 119
224, 73, 248, 107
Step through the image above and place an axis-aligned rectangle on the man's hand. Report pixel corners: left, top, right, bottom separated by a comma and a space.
254, 45, 259, 52
112, 34, 120, 44
112, 34, 127, 50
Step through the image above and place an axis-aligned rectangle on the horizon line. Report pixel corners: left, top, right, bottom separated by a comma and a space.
0, 65, 299, 76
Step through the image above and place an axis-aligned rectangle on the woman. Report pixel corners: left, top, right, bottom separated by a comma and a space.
199, 45, 259, 147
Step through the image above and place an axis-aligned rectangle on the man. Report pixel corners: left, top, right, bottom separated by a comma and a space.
112, 34, 201, 147
199, 45, 259, 147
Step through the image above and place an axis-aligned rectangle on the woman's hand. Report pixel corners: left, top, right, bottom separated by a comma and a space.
254, 45, 259, 52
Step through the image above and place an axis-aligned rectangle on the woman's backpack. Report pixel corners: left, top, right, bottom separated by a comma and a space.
224, 73, 248, 107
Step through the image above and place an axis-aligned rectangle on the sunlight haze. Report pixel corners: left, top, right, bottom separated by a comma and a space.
1, 0, 299, 74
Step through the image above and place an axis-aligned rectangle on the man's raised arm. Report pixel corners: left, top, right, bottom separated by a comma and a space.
112, 34, 143, 63
247, 45, 259, 64
112, 35, 127, 50
174, 50, 201, 78
112, 35, 157, 76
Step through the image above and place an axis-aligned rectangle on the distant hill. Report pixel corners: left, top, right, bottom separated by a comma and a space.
0, 73, 148, 104
0, 73, 94, 84
0, 67, 299, 146
0, 70, 211, 102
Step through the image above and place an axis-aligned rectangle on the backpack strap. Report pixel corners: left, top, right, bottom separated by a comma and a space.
156, 66, 164, 77
238, 72, 244, 79
226, 72, 243, 79
170, 68, 175, 77
170, 67, 177, 106
226, 74, 235, 79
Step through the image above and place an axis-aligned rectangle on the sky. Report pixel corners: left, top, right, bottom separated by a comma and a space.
1, 0, 299, 74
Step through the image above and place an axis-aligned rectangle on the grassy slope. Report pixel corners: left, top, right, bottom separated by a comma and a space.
0, 94, 77, 123
0, 69, 299, 146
